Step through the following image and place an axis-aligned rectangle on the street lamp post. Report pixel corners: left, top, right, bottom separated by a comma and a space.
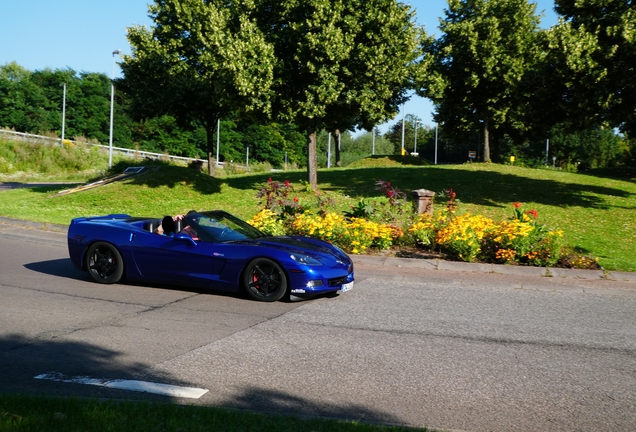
413, 120, 419, 155
400, 104, 405, 155
372, 127, 375, 156
327, 132, 332, 168
434, 125, 438, 165
61, 83, 66, 144
216, 119, 220, 166
108, 49, 122, 170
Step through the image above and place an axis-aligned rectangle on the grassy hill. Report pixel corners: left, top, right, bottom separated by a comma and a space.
1, 151, 635, 271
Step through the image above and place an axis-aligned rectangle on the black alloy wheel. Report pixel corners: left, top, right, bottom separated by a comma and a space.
243, 258, 288, 302
85, 242, 124, 284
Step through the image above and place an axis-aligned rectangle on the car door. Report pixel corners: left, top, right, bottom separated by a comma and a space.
129, 231, 222, 289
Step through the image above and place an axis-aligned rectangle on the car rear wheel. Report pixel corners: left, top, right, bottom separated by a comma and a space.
243, 258, 288, 302
85, 242, 124, 284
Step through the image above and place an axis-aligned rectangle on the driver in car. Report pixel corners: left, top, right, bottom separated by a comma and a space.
154, 214, 198, 240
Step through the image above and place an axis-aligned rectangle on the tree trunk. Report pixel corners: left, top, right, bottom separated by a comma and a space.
482, 120, 491, 162
491, 132, 500, 163
306, 126, 318, 190
335, 129, 342, 167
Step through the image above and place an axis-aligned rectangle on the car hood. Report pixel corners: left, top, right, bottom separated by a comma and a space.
236, 236, 350, 266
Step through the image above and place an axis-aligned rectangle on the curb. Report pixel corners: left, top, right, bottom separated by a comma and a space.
1, 216, 634, 284
0, 216, 68, 233
351, 254, 636, 284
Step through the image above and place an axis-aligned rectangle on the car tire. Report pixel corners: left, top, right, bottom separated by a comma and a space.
85, 242, 124, 284
243, 258, 288, 302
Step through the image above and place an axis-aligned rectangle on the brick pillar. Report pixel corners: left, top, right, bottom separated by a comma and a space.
411, 189, 436, 215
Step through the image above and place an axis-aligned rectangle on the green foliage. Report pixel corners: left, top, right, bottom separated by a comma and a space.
131, 115, 205, 158
349, 130, 394, 157
0, 63, 51, 133
256, 177, 305, 218
0, 64, 131, 149
344, 198, 376, 220
255, 0, 422, 187
416, 0, 543, 162
384, 114, 436, 157
0, 139, 107, 179
119, 0, 276, 172
240, 123, 306, 168
549, 124, 624, 169
553, 0, 636, 136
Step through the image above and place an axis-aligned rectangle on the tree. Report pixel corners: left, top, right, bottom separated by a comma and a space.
348, 131, 394, 157
256, 0, 420, 188
0, 62, 50, 133
239, 122, 306, 168
131, 115, 205, 158
549, 124, 623, 169
416, 0, 542, 162
118, 0, 276, 175
384, 114, 425, 156
551, 0, 636, 135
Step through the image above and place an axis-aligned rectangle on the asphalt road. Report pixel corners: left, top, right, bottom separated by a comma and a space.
1, 223, 635, 432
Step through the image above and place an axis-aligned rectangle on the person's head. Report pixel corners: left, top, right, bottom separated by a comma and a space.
161, 215, 176, 235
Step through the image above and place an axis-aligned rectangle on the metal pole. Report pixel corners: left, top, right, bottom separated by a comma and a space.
108, 49, 121, 170
545, 139, 549, 166
216, 119, 220, 166
61, 83, 66, 143
434, 125, 438, 165
246, 146, 249, 166
327, 132, 331, 168
400, 104, 405, 155
372, 127, 375, 156
414, 120, 418, 154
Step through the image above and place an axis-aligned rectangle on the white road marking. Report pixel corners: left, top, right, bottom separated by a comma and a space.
34, 372, 208, 399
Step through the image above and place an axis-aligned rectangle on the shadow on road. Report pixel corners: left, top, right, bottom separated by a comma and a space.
24, 258, 86, 281
0, 333, 402, 426
212, 385, 403, 426
0, 333, 189, 402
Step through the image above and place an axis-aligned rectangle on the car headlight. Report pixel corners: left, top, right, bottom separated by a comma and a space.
290, 253, 322, 266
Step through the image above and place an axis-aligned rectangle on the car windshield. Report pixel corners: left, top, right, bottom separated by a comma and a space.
185, 211, 266, 242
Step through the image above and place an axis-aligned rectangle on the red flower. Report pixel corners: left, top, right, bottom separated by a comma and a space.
293, 197, 299, 203
513, 202, 521, 209
526, 209, 538, 219
285, 180, 290, 187
268, 177, 273, 183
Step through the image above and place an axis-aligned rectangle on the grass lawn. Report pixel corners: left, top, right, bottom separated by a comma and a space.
0, 159, 635, 271
0, 395, 427, 432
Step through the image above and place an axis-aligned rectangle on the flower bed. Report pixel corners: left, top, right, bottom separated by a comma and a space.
248, 179, 599, 269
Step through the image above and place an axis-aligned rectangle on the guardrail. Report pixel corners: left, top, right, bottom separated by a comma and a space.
0, 129, 209, 165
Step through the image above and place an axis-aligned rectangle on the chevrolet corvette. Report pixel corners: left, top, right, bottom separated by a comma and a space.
67, 210, 354, 301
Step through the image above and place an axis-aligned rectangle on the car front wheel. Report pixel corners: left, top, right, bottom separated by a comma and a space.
243, 258, 288, 302
85, 242, 124, 284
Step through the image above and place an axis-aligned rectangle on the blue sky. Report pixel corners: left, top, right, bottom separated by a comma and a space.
1, 0, 558, 133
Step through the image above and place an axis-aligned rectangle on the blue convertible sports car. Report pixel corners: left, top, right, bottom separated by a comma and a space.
68, 210, 354, 302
